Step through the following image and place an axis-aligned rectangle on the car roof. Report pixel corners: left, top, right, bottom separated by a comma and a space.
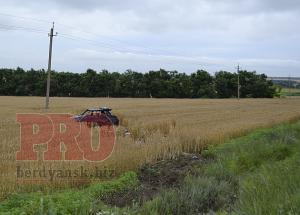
86, 107, 112, 112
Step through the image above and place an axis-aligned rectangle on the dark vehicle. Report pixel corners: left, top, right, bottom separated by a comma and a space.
73, 107, 119, 127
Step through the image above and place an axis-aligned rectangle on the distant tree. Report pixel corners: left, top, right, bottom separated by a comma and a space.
239, 71, 276, 98
0, 67, 278, 98
215, 71, 237, 98
168, 72, 192, 98
191, 70, 216, 98
145, 69, 171, 98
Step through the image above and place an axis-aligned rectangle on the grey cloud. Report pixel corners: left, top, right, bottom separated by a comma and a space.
4, 0, 300, 34
0, 0, 299, 76
8, 0, 300, 13
259, 0, 300, 11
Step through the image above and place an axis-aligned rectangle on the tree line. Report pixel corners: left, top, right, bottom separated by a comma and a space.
0, 67, 278, 98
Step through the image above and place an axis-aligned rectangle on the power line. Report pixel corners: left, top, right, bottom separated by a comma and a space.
0, 13, 138, 48
58, 29, 164, 55
0, 21, 160, 55
0, 12, 207, 68
59, 33, 121, 51
0, 12, 52, 24
56, 23, 143, 50
0, 13, 134, 47
0, 23, 48, 34
58, 33, 151, 54
0, 20, 204, 67
0, 22, 139, 53
0, 12, 165, 55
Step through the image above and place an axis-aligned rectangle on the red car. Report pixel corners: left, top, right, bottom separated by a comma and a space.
72, 107, 119, 127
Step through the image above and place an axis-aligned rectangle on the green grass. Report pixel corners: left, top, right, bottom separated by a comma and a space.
0, 172, 138, 215
140, 176, 235, 215
281, 88, 300, 96
236, 157, 300, 214
204, 121, 300, 214
141, 121, 300, 215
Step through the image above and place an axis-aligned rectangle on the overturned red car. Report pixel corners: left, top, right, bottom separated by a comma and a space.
72, 107, 119, 127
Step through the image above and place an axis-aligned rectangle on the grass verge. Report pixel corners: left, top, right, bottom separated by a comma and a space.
0, 172, 138, 215
139, 121, 300, 214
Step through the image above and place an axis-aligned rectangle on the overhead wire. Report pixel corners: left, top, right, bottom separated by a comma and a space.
58, 33, 122, 52
58, 32, 159, 54
0, 21, 151, 54
0, 12, 52, 24
0, 20, 201, 66
0, 12, 165, 55
0, 12, 198, 67
0, 23, 48, 33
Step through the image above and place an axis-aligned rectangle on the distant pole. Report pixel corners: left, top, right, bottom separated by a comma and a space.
45, 22, 57, 109
237, 64, 240, 100
288, 75, 291, 94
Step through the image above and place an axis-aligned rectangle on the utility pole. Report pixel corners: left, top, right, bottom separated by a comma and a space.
288, 74, 291, 94
237, 64, 240, 100
45, 22, 57, 109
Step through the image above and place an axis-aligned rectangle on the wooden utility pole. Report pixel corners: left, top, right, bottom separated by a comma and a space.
288, 75, 291, 94
45, 22, 57, 109
237, 64, 240, 100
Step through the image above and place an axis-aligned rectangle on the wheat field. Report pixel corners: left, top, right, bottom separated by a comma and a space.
1, 96, 300, 199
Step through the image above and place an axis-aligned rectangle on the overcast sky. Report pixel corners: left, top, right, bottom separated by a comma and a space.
0, 0, 299, 76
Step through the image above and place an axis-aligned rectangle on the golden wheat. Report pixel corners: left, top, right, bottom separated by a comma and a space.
1, 96, 300, 199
